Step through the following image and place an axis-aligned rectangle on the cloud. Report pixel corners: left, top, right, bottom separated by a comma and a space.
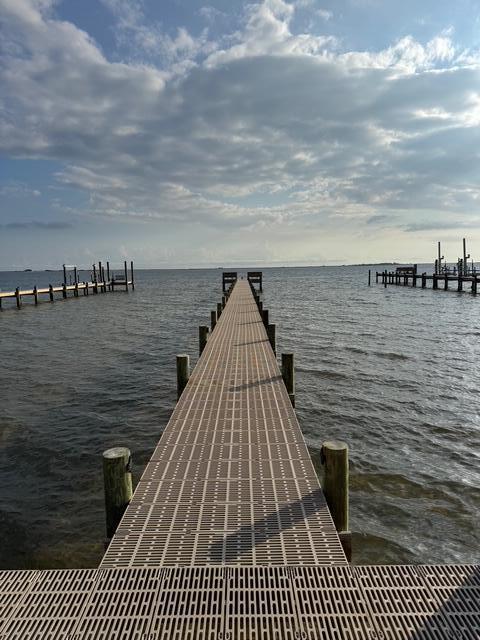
1, 221, 73, 229
0, 0, 479, 237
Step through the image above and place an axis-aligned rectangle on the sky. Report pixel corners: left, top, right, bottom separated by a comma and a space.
1, 0, 480, 269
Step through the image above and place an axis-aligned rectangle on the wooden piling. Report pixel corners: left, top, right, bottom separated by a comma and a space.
102, 447, 133, 540
130, 261, 135, 291
258, 300, 263, 313
217, 302, 222, 319
384, 270, 387, 288
444, 275, 448, 290
281, 353, 295, 407
33, 286, 38, 305
211, 310, 217, 331
199, 325, 209, 356
267, 323, 276, 354
368, 270, 371, 286
49, 284, 54, 302
262, 309, 269, 327
222, 295, 226, 309
124, 261, 129, 292
472, 277, 478, 295
458, 275, 463, 292
176, 354, 190, 399
432, 274, 438, 289
321, 440, 351, 560
422, 273, 426, 288
62, 283, 67, 299
375, 272, 379, 284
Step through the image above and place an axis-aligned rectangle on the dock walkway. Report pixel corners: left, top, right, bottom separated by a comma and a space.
0, 279, 478, 638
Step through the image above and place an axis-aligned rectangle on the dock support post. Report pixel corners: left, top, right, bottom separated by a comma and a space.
62, 283, 67, 299
472, 277, 478, 295
281, 353, 295, 407
267, 323, 276, 354
217, 301, 222, 319
444, 275, 448, 290
412, 275, 416, 287
130, 261, 135, 291
384, 270, 387, 288
458, 275, 463, 292
63, 264, 67, 285
14, 287, 21, 309
258, 300, 263, 314
103, 447, 132, 541
321, 440, 351, 561
49, 284, 54, 302
93, 265, 98, 293
106, 261, 110, 285
262, 309, 269, 328
124, 261, 129, 292
433, 274, 438, 290
368, 270, 371, 286
222, 295, 226, 309
33, 286, 38, 305
422, 273, 426, 288
199, 325, 209, 356
176, 354, 190, 399
211, 310, 217, 331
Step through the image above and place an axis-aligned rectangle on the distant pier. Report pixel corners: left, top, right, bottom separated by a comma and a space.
0, 260, 134, 310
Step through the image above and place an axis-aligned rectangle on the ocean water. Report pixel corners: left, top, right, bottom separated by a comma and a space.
0, 266, 478, 568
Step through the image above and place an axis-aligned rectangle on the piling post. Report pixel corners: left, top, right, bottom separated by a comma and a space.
106, 261, 110, 285
375, 272, 379, 284
93, 265, 98, 293
130, 261, 135, 291
199, 325, 209, 356
49, 284, 54, 302
211, 310, 217, 331
321, 440, 351, 561
444, 275, 448, 290
14, 287, 21, 309
262, 309, 269, 327
62, 283, 67, 299
33, 286, 38, 305
63, 264, 67, 285
412, 274, 416, 287
384, 270, 387, 288
472, 277, 478, 295
222, 295, 226, 309
458, 275, 463, 292
267, 323, 276, 354
102, 447, 133, 540
281, 353, 295, 407
432, 274, 438, 290
217, 302, 222, 319
124, 261, 129, 292
258, 300, 263, 314
422, 273, 426, 288
176, 354, 190, 399
368, 270, 371, 286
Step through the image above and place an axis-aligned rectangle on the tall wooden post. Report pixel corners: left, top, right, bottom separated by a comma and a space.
62, 283, 67, 299
472, 277, 478, 295
444, 275, 448, 290
262, 309, 269, 327
33, 286, 38, 305
106, 261, 110, 284
217, 302, 222, 319
93, 265, 98, 293
384, 270, 387, 288
199, 325, 209, 356
432, 274, 438, 289
281, 353, 295, 407
211, 310, 217, 331
222, 295, 226, 309
321, 440, 351, 561
176, 354, 190, 399
103, 447, 132, 540
267, 323, 276, 354
458, 275, 463, 292
63, 264, 67, 285
49, 284, 54, 302
124, 261, 129, 292
130, 261, 135, 291
258, 300, 263, 313
368, 269, 371, 286
422, 273, 426, 288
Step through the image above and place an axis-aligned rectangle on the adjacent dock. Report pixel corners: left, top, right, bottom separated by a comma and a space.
0, 276, 478, 638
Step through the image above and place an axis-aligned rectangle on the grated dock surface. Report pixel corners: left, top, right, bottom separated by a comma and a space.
101, 279, 345, 568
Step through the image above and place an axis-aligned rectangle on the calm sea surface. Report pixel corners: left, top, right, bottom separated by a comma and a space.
0, 266, 478, 568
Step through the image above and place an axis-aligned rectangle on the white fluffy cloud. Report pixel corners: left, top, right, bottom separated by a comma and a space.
1, 0, 480, 236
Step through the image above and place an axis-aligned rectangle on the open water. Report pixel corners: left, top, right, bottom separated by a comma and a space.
0, 266, 478, 568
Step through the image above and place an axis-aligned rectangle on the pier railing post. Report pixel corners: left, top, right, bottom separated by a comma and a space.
176, 354, 190, 399
222, 295, 226, 309
103, 447, 133, 541
321, 440, 351, 561
211, 310, 217, 331
262, 309, 269, 327
217, 301, 222, 319
267, 323, 276, 354
199, 325, 209, 356
281, 353, 295, 407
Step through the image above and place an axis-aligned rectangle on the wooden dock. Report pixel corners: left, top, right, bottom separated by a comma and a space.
0, 260, 134, 309
0, 278, 478, 638
376, 269, 479, 294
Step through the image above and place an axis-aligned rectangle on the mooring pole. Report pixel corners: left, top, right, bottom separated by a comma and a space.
103, 447, 133, 540
281, 353, 295, 407
217, 301, 222, 319
199, 325, 209, 356
49, 284, 54, 302
124, 260, 128, 292
211, 310, 217, 331
267, 323, 276, 354
321, 440, 351, 561
368, 269, 371, 286
63, 264, 67, 286
262, 309, 269, 328
176, 354, 190, 399
130, 261, 135, 291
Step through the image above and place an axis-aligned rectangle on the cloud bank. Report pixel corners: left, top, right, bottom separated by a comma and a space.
1, 0, 480, 240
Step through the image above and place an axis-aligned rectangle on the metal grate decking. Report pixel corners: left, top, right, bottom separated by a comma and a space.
101, 279, 345, 568
1, 278, 478, 638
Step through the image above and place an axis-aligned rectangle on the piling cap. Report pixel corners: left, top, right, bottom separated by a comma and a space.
103, 446, 131, 460
322, 440, 348, 451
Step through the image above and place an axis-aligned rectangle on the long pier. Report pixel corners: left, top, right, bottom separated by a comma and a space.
0, 277, 478, 638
